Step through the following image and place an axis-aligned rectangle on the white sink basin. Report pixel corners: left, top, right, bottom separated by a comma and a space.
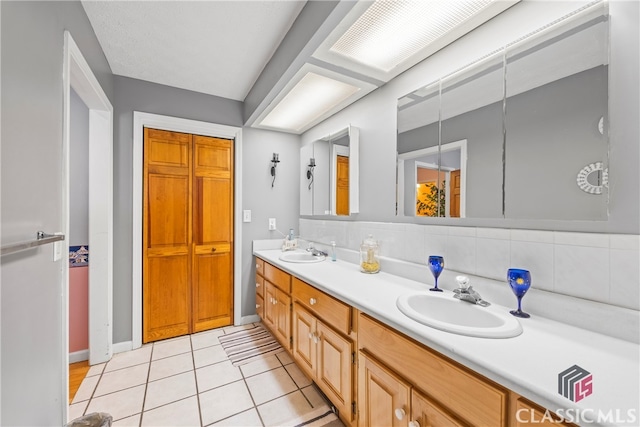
396, 292, 522, 338
279, 251, 326, 263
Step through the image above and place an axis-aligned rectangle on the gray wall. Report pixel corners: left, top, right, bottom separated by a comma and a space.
70, 88, 90, 246
0, 1, 113, 424
241, 127, 300, 316
301, 0, 639, 234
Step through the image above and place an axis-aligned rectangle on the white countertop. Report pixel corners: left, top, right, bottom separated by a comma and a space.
254, 248, 640, 426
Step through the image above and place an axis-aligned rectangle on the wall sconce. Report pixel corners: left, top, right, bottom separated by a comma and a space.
270, 153, 280, 187
307, 158, 316, 190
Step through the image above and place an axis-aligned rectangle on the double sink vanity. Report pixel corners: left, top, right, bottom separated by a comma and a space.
254, 245, 639, 427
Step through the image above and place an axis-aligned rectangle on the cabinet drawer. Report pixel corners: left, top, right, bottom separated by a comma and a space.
359, 314, 508, 427
292, 278, 350, 336
255, 257, 264, 276
264, 263, 291, 293
256, 275, 264, 297
256, 293, 264, 320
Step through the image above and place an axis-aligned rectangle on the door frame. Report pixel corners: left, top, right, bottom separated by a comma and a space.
131, 112, 243, 349
62, 30, 114, 416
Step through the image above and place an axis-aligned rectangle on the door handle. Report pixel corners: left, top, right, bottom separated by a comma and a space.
211, 247, 217, 252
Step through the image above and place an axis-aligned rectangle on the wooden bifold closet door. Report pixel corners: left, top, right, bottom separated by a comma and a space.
143, 128, 233, 343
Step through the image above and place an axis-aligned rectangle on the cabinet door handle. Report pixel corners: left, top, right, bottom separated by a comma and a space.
308, 332, 314, 339
211, 247, 217, 252
394, 408, 406, 421
409, 421, 420, 427
273, 298, 278, 305
313, 334, 319, 344
256, 263, 260, 269
309, 297, 317, 305
256, 304, 261, 309
256, 282, 260, 288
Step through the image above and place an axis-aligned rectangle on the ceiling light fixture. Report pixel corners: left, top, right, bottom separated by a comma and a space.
259, 72, 361, 133
330, 0, 498, 73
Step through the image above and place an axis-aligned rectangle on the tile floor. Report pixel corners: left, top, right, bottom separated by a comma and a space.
69, 323, 343, 426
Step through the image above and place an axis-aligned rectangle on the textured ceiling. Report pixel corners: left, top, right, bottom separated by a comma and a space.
82, 1, 306, 101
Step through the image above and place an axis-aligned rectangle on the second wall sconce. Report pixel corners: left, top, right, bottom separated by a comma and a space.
270, 153, 280, 187
307, 158, 316, 190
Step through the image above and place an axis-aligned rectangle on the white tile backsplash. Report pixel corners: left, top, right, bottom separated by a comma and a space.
299, 219, 639, 316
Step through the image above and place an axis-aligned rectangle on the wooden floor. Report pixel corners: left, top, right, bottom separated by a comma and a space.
69, 361, 90, 403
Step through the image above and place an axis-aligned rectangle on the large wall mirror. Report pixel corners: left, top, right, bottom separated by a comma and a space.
300, 125, 359, 216
397, 2, 609, 221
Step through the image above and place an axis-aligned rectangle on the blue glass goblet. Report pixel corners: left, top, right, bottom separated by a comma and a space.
507, 268, 531, 318
428, 256, 444, 292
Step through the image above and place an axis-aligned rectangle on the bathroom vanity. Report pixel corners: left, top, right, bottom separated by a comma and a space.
254, 248, 639, 427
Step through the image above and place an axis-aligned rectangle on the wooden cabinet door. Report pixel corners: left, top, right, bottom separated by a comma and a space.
264, 281, 277, 331
275, 287, 291, 350
317, 321, 353, 422
143, 128, 192, 342
191, 135, 233, 332
449, 169, 461, 218
292, 304, 317, 379
336, 155, 350, 215
411, 389, 466, 427
358, 352, 410, 427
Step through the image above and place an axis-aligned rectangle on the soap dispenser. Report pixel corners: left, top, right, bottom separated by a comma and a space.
360, 234, 380, 274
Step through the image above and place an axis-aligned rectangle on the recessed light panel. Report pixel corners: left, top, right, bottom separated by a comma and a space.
330, 0, 497, 72
259, 72, 360, 132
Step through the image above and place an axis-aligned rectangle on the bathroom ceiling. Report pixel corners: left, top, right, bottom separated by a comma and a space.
81, 1, 306, 101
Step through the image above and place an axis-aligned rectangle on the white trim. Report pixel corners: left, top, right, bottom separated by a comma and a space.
113, 341, 134, 354
63, 31, 113, 424
69, 350, 89, 364
132, 112, 243, 350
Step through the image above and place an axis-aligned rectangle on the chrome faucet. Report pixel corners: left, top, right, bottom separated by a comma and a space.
453, 275, 490, 307
306, 242, 328, 257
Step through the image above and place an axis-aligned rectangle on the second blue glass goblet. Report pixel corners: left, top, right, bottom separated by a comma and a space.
507, 268, 531, 318
428, 256, 444, 292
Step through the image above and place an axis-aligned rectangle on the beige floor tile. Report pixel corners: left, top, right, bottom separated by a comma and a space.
141, 396, 201, 427
196, 360, 242, 392
152, 336, 192, 360
72, 375, 100, 403
275, 351, 293, 366
257, 390, 317, 427
105, 346, 152, 372
191, 328, 226, 350
149, 352, 194, 382
285, 363, 312, 388
86, 385, 145, 421
67, 400, 88, 422
86, 362, 106, 377
239, 354, 282, 378
199, 380, 254, 425
112, 413, 141, 426
211, 408, 263, 427
144, 371, 197, 411
245, 366, 297, 405
193, 344, 228, 368
94, 364, 149, 397
301, 385, 327, 408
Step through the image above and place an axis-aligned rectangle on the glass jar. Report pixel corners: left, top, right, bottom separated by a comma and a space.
360, 234, 380, 274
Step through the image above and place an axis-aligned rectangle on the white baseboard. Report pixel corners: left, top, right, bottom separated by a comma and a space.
113, 341, 133, 354
241, 315, 260, 324
69, 350, 89, 363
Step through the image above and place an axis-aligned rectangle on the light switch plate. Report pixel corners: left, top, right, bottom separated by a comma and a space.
243, 210, 251, 223
268, 218, 276, 231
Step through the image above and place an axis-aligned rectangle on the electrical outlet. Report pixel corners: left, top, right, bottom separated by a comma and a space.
268, 218, 276, 231
243, 210, 251, 223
